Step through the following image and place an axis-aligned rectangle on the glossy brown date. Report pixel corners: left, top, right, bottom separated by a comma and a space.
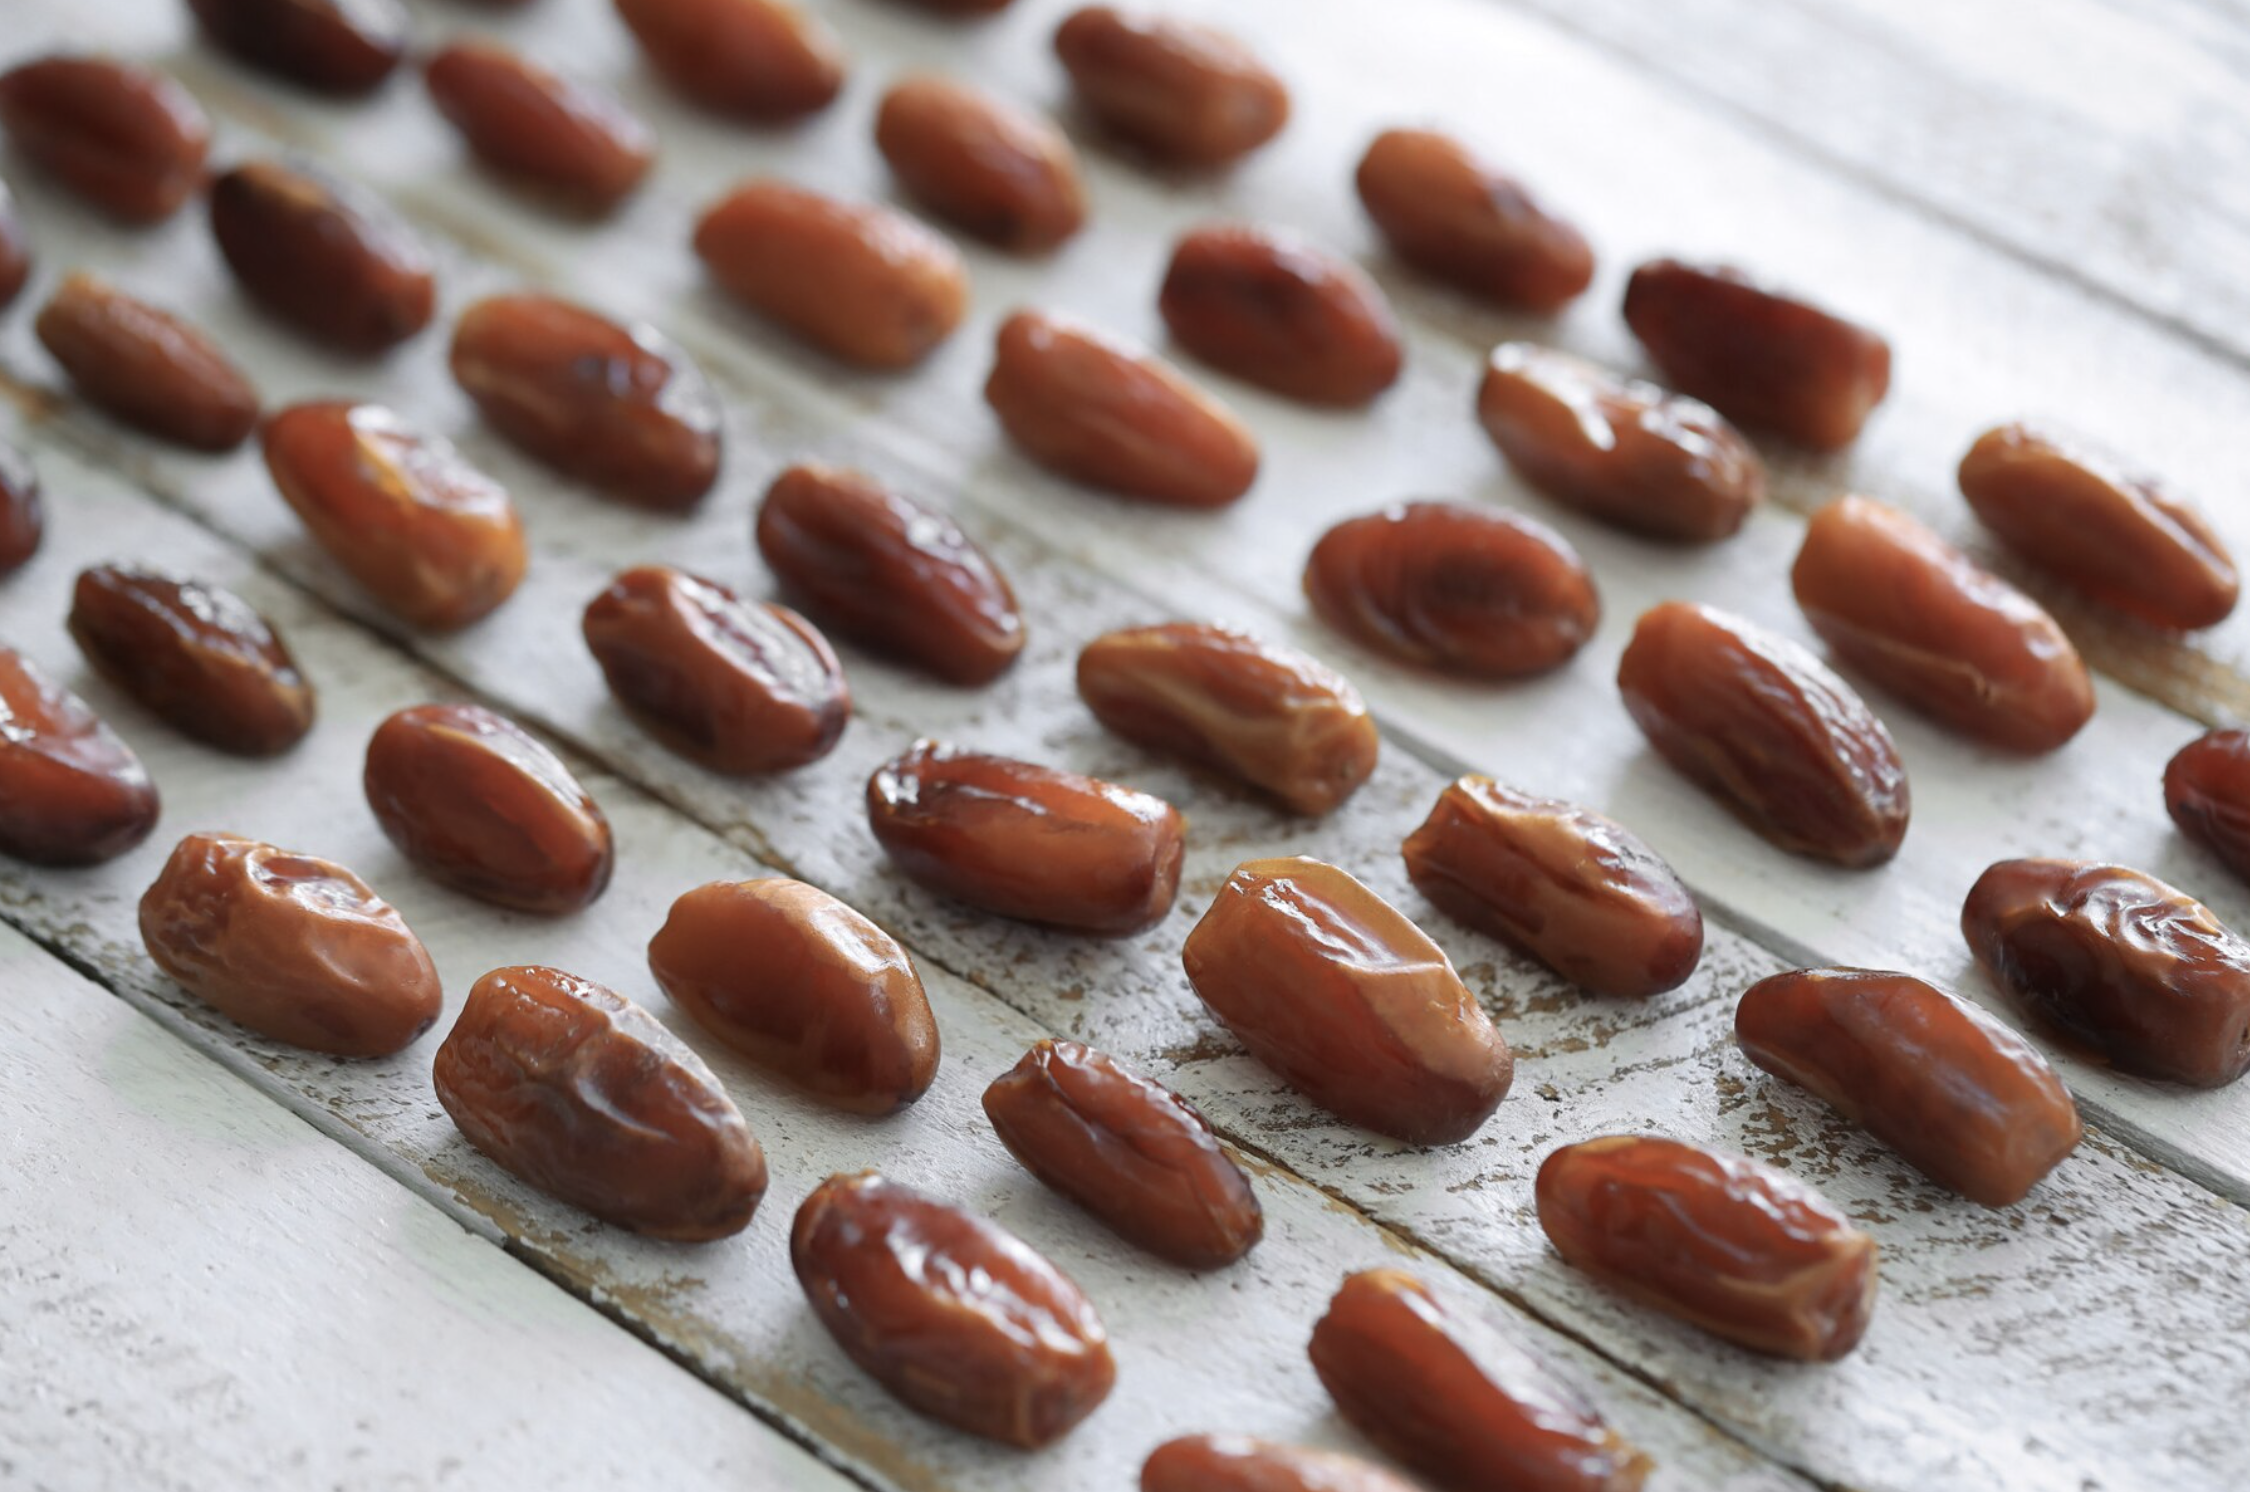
875, 75, 1085, 253
1182, 856, 1513, 1144
209, 160, 434, 353
1354, 128, 1594, 313
1053, 7, 1288, 166
1307, 1269, 1652, 1492
425, 42, 654, 213
0, 646, 159, 866
613, 0, 845, 122
435, 964, 767, 1240
984, 1039, 1262, 1269
139, 832, 440, 1057
791, 1172, 1115, 1446
69, 564, 314, 756
1476, 342, 1763, 543
755, 463, 1024, 686
1617, 602, 1909, 867
1303, 502, 1599, 678
1143, 1437, 1419, 1492
1159, 224, 1402, 407
1403, 776, 1702, 999
1075, 622, 1379, 817
1536, 1135, 1879, 1361
1962, 858, 2250, 1089
1622, 259, 1892, 451
186, 0, 408, 96
364, 703, 613, 914
0, 55, 211, 223
35, 273, 259, 452
1958, 423, 2238, 630
866, 739, 1184, 935
1736, 967, 2082, 1206
2166, 728, 2250, 883
0, 181, 29, 311
0, 438, 43, 575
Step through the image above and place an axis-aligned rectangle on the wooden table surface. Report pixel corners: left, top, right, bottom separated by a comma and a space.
2, 1, 2246, 1489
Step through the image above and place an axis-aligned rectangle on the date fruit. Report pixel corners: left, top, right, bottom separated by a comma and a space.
792, 1172, 1115, 1445
0, 438, 43, 575
875, 75, 1085, 253
1962, 858, 2250, 1089
1355, 128, 1594, 313
984, 1039, 1262, 1269
209, 160, 435, 353
1053, 7, 1287, 166
0, 181, 29, 310
1159, 224, 1403, 407
1476, 342, 1763, 543
2166, 727, 2250, 883
1143, 1437, 1419, 1492
0, 646, 159, 866
866, 739, 1184, 935
1791, 495, 2094, 752
139, 832, 440, 1056
1617, 602, 1909, 867
35, 273, 259, 451
613, 0, 845, 122
1303, 502, 1599, 678
1622, 259, 1892, 451
1536, 1135, 1878, 1361
425, 43, 654, 213
0, 55, 211, 223
435, 964, 767, 1239
1182, 857, 1513, 1144
1075, 622, 1379, 816
364, 703, 613, 914
186, 0, 408, 95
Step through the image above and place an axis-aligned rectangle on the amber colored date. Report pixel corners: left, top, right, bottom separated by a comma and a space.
1159, 224, 1402, 407
0, 182, 29, 311
1075, 622, 1379, 817
1536, 1135, 1879, 1361
756, 463, 1024, 686
1142, 1436, 1421, 1492
425, 42, 654, 213
0, 55, 211, 223
35, 273, 259, 452
0, 646, 159, 866
2166, 728, 2250, 884
435, 964, 767, 1240
984, 1039, 1262, 1269
613, 0, 845, 122
875, 75, 1085, 253
186, 0, 407, 96
1053, 6, 1287, 166
1962, 858, 2250, 1089
140, 832, 440, 1057
1308, 1269, 1652, 1492
1182, 857, 1513, 1144
0, 438, 43, 576
1355, 128, 1594, 314
209, 159, 434, 353
792, 1172, 1115, 1446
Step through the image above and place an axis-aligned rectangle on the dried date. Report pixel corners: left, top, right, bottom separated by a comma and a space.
1053, 6, 1288, 166
209, 159, 435, 353
0, 55, 211, 223
0, 181, 29, 311
1142, 1436, 1421, 1492
875, 75, 1085, 253
1355, 128, 1594, 313
613, 0, 845, 122
186, 0, 408, 96
0, 438, 43, 575
425, 42, 654, 213
35, 272, 259, 452
0, 646, 159, 865
2166, 727, 2250, 883
1159, 224, 1402, 407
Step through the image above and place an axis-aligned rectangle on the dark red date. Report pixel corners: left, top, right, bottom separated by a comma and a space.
0, 436, 45, 576
425, 42, 654, 213
0, 645, 159, 866
209, 160, 435, 353
1052, 6, 1288, 166
0, 55, 211, 223
1354, 128, 1593, 313
1158, 223, 1403, 407
35, 272, 259, 452
186, 0, 408, 96
2166, 728, 2250, 884
612, 0, 846, 122
0, 181, 29, 311
874, 75, 1085, 253
1143, 1436, 1422, 1492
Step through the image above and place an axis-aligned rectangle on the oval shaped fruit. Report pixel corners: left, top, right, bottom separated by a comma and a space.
185, 0, 408, 95
1791, 495, 2094, 752
1622, 259, 1892, 451
450, 293, 721, 511
1307, 1269, 1653, 1492
1143, 1437, 1419, 1492
262, 401, 527, 631
363, 703, 613, 914
985, 310, 1259, 507
1303, 502, 1599, 678
0, 55, 211, 223
139, 832, 440, 1056
68, 564, 314, 756
0, 646, 159, 866
1182, 856, 1513, 1145
1052, 6, 1287, 166
1075, 622, 1378, 817
1354, 128, 1594, 313
1536, 1135, 1879, 1361
649, 877, 938, 1113
875, 75, 1085, 253
612, 0, 845, 122
1476, 342, 1763, 543
755, 463, 1024, 686
866, 739, 1184, 936
1617, 602, 1909, 868
1962, 858, 2250, 1089
0, 181, 29, 311
791, 1172, 1115, 1446
2166, 727, 2250, 884
209, 159, 435, 353
984, 1039, 1262, 1269
1958, 423, 2238, 630
424, 42, 654, 212
434, 964, 767, 1240
1159, 224, 1402, 407
35, 272, 259, 452
0, 438, 44, 576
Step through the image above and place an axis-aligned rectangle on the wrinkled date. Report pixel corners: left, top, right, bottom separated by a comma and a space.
1962, 858, 2250, 1089
1403, 776, 1703, 999
1053, 6, 1288, 166
425, 42, 654, 213
35, 273, 260, 452
139, 832, 440, 1056
69, 564, 314, 756
2166, 728, 2250, 883
209, 159, 435, 353
1736, 967, 2082, 1206
984, 1039, 1262, 1269
1182, 857, 1513, 1144
1303, 502, 1600, 678
0, 55, 211, 223
0, 438, 43, 576
435, 964, 768, 1240
1958, 423, 2238, 630
451, 293, 721, 511
792, 1172, 1115, 1446
0, 182, 28, 311
1476, 342, 1763, 543
1143, 1437, 1420, 1492
1622, 259, 1892, 451
985, 310, 1259, 507
1355, 128, 1594, 313
263, 401, 527, 631
613, 0, 845, 122
1792, 495, 2094, 752
1075, 622, 1379, 817
0, 646, 159, 866
1617, 602, 1909, 867
649, 877, 938, 1113
875, 75, 1085, 253
1159, 223, 1403, 407
1536, 1135, 1879, 1361
867, 739, 1184, 935
364, 703, 614, 914
1307, 1269, 1652, 1492
186, 0, 408, 95
756, 463, 1024, 686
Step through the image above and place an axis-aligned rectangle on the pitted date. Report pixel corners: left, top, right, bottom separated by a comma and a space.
875, 75, 1085, 253
0, 55, 211, 223
613, 0, 845, 122
0, 646, 159, 866
1182, 856, 1513, 1144
186, 0, 407, 96
435, 964, 767, 1240
1354, 128, 1594, 313
791, 1171, 1115, 1446
1053, 6, 1287, 166
36, 273, 259, 452
984, 1039, 1262, 1269
0, 182, 28, 311
0, 438, 43, 575
425, 43, 654, 213
209, 160, 434, 353
1159, 224, 1402, 407
2166, 728, 2250, 883
1143, 1436, 1421, 1492
1536, 1135, 1879, 1361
